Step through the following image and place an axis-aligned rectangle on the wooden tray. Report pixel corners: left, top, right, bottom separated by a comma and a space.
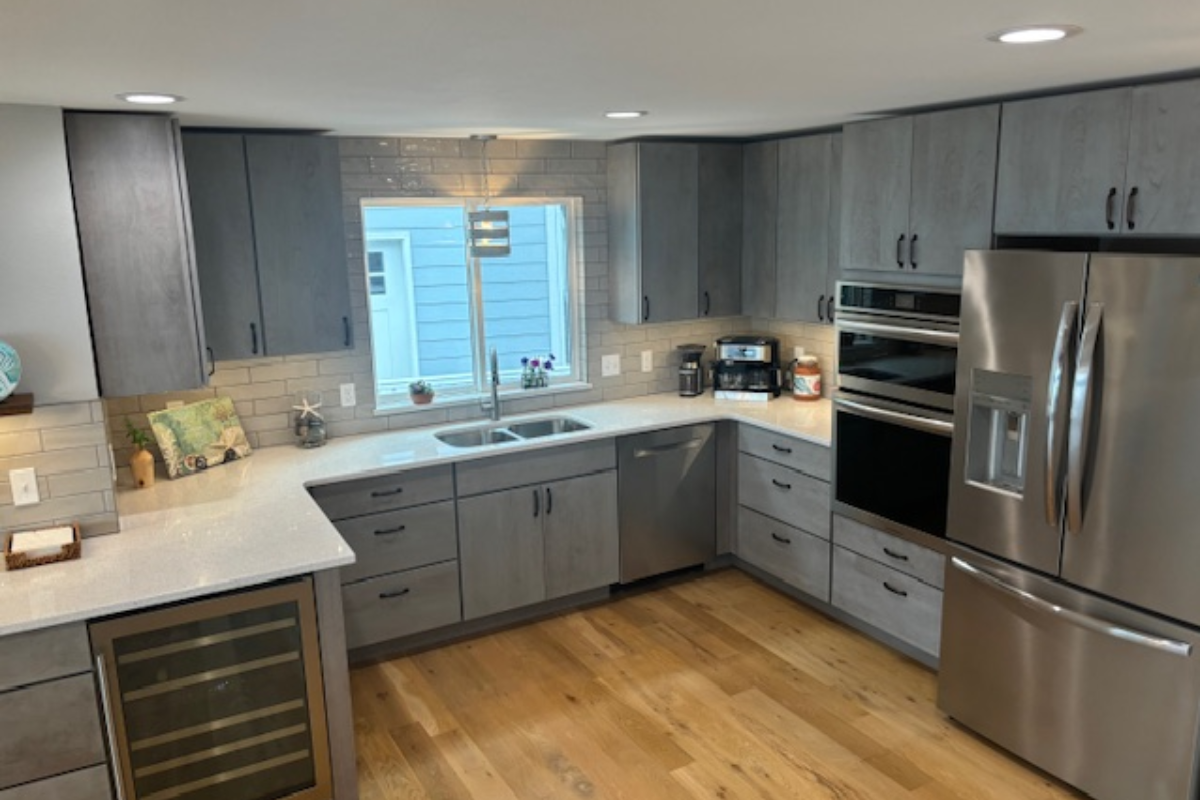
4, 523, 81, 570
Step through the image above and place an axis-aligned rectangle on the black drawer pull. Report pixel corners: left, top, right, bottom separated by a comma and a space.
545, 486, 552, 515
817, 294, 826, 322
770, 532, 792, 545
379, 588, 411, 600
1126, 186, 1139, 230
882, 547, 909, 562
343, 316, 352, 347
1105, 187, 1118, 230
374, 525, 407, 536
370, 487, 404, 498
533, 488, 540, 518
896, 233, 906, 268
250, 322, 259, 355
771, 479, 792, 490
771, 444, 793, 454
206, 346, 215, 377
883, 581, 908, 598
909, 233, 918, 269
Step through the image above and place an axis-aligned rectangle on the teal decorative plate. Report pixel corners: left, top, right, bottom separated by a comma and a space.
0, 341, 20, 401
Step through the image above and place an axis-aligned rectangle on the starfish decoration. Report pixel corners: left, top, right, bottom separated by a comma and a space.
292, 397, 324, 421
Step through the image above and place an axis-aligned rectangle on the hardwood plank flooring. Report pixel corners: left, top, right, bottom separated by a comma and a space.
351, 569, 1084, 799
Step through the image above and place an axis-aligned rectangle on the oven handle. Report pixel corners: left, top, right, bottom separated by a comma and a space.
836, 319, 959, 347
835, 397, 953, 437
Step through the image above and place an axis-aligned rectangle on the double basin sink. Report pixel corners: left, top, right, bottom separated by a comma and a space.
434, 416, 591, 448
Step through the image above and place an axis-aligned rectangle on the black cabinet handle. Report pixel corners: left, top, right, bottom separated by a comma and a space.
909, 233, 918, 269
374, 525, 406, 536
825, 295, 836, 323
545, 486, 553, 515
1105, 187, 1118, 230
642, 296, 650, 322
771, 478, 792, 490
703, 291, 711, 316
770, 532, 792, 545
370, 487, 404, 498
343, 316, 352, 348
882, 547, 909, 562
379, 588, 411, 600
206, 347, 215, 377
771, 444, 793, 454
533, 488, 540, 518
896, 234, 906, 268
1126, 186, 1139, 230
883, 581, 909, 598
250, 322, 259, 355
817, 294, 826, 321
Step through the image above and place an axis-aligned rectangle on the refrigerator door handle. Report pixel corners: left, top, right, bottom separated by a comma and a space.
951, 558, 1193, 657
1044, 301, 1079, 526
1067, 303, 1103, 535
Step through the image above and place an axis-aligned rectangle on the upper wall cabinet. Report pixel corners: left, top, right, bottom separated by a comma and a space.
183, 133, 352, 360
741, 141, 778, 318
996, 79, 1200, 236
64, 112, 208, 397
607, 142, 741, 324
841, 105, 999, 278
776, 133, 841, 324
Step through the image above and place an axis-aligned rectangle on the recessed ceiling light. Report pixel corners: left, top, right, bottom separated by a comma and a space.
604, 110, 648, 119
988, 25, 1082, 44
116, 92, 185, 105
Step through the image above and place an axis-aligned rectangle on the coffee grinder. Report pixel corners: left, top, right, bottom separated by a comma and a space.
677, 344, 706, 397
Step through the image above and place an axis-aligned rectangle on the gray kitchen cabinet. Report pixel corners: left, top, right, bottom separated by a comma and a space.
458, 484, 548, 619
995, 88, 1132, 235
697, 144, 744, 318
841, 106, 999, 278
0, 765, 112, 800
741, 141, 778, 317
776, 133, 839, 323
738, 506, 830, 601
543, 471, 619, 599
64, 111, 208, 397
1124, 79, 1200, 235
183, 132, 352, 359
341, 560, 462, 649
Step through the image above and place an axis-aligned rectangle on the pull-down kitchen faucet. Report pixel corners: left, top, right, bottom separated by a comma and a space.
484, 348, 501, 421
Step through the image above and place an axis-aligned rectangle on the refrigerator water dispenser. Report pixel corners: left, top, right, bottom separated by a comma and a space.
965, 370, 1031, 495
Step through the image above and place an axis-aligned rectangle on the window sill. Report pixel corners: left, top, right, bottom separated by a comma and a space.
373, 382, 595, 416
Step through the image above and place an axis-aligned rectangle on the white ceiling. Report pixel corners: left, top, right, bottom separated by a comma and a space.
2, 0, 1199, 140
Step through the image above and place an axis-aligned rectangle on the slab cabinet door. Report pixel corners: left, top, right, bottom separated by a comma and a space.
994, 87, 1132, 235
776, 134, 834, 323
246, 135, 352, 355
182, 132, 263, 360
458, 485, 546, 619
839, 116, 913, 274
543, 471, 619, 599
741, 141, 778, 317
697, 144, 743, 318
1125, 78, 1200, 236
907, 104, 999, 277
638, 143, 699, 324
64, 112, 207, 396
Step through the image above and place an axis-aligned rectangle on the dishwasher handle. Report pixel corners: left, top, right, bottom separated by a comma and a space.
632, 438, 706, 459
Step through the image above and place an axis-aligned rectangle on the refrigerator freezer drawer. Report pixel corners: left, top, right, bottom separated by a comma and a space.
939, 555, 1200, 800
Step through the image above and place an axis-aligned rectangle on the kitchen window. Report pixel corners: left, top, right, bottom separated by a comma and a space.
361, 197, 585, 410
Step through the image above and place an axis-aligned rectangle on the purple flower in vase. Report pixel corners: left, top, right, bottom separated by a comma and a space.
545, 360, 554, 371
530, 358, 540, 368
520, 357, 529, 366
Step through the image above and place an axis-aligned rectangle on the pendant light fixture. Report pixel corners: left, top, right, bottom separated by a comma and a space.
468, 135, 511, 258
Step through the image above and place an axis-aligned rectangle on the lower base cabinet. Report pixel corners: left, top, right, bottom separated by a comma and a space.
342, 561, 462, 649
737, 507, 830, 601
0, 765, 112, 800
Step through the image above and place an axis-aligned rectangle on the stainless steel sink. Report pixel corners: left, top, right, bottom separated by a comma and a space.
505, 416, 591, 439
435, 427, 519, 448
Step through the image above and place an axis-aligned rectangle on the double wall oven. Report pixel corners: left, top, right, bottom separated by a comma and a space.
834, 282, 960, 540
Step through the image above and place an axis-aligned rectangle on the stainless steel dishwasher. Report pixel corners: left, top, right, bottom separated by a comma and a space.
618, 423, 716, 583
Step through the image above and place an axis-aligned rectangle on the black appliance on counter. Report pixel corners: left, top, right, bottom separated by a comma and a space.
712, 335, 782, 397
677, 344, 707, 397
833, 282, 960, 540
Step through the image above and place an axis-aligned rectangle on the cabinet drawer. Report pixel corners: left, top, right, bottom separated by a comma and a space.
739, 425, 830, 481
456, 439, 616, 497
0, 673, 106, 791
342, 560, 462, 649
832, 547, 943, 658
737, 506, 830, 601
833, 515, 946, 589
0, 765, 111, 800
336, 501, 457, 584
309, 464, 453, 521
737, 454, 830, 538
0, 623, 91, 693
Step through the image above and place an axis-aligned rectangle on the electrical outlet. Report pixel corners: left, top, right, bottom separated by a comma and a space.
340, 382, 357, 407
641, 349, 653, 373
601, 354, 621, 377
9, 468, 39, 507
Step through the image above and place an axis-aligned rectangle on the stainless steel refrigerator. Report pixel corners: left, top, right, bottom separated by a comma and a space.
939, 250, 1200, 800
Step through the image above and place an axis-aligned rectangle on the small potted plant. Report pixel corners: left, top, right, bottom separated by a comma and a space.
125, 418, 156, 489
520, 354, 555, 389
409, 379, 435, 405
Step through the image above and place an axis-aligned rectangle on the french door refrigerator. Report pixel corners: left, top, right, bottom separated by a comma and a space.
939, 250, 1200, 800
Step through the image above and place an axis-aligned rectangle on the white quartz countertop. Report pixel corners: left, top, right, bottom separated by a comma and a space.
0, 394, 830, 637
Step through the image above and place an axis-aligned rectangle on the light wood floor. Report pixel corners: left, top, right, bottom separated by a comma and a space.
350, 569, 1083, 799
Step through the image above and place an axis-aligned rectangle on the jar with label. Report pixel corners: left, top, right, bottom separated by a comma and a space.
792, 356, 821, 401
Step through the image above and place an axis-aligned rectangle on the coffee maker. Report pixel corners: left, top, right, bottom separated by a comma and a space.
677, 344, 706, 397
712, 335, 782, 397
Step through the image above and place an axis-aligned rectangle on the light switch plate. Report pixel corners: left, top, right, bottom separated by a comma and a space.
601, 354, 621, 377
9, 467, 39, 507
641, 350, 653, 372
340, 383, 357, 407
